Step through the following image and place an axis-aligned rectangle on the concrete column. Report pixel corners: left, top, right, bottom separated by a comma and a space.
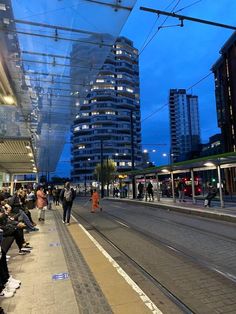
191, 169, 196, 204
217, 165, 224, 208
171, 172, 176, 203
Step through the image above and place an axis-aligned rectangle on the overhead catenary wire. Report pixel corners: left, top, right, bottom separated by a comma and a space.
139, 0, 182, 56
174, 0, 202, 14
140, 7, 236, 31
141, 72, 212, 123
139, 0, 179, 53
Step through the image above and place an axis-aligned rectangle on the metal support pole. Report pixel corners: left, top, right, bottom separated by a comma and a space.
36, 173, 39, 184
106, 156, 109, 197
130, 110, 136, 199
191, 169, 196, 204
132, 176, 136, 199
100, 139, 104, 198
128, 181, 130, 198
217, 165, 224, 208
171, 171, 176, 203
144, 175, 147, 202
156, 173, 160, 202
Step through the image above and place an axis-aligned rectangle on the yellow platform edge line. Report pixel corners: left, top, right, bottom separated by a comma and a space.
67, 214, 162, 314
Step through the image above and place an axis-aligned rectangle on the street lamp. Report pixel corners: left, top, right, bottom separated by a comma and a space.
143, 149, 157, 167
84, 158, 91, 196
162, 152, 174, 165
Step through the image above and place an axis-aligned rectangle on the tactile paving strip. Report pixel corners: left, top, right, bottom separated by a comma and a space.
54, 210, 113, 314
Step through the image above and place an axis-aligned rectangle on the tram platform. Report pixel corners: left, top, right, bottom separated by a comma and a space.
0, 207, 158, 314
108, 195, 236, 223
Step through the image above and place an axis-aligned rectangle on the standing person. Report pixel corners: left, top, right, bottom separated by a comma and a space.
90, 189, 102, 213
25, 189, 35, 210
52, 188, 57, 205
36, 186, 47, 222
178, 179, 186, 202
137, 182, 144, 200
46, 189, 53, 210
146, 182, 154, 201
55, 189, 60, 206
60, 182, 76, 225
204, 183, 217, 208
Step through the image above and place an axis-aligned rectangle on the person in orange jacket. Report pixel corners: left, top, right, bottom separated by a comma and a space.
91, 189, 102, 213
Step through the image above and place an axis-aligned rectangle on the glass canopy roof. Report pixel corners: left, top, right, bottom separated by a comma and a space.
0, 0, 137, 174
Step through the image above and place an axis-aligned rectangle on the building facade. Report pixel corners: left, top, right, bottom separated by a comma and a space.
212, 32, 236, 194
169, 89, 201, 162
200, 134, 222, 157
212, 31, 236, 153
71, 37, 142, 184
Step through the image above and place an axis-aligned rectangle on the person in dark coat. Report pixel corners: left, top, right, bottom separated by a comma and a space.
146, 182, 154, 201
137, 182, 144, 200
60, 182, 76, 225
178, 179, 186, 202
204, 183, 217, 208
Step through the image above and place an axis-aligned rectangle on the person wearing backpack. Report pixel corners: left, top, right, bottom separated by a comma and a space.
60, 182, 76, 225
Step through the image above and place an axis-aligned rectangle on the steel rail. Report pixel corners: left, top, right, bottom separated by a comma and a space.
72, 208, 195, 314
104, 206, 236, 284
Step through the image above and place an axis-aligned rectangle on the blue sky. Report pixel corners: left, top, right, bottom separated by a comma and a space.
54, 0, 236, 176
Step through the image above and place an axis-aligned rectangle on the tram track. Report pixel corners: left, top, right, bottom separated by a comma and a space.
104, 211, 236, 284
110, 200, 236, 243
72, 209, 195, 314
105, 200, 236, 277
72, 199, 236, 313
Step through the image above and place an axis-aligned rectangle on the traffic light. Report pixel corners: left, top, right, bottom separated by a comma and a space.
212, 178, 216, 182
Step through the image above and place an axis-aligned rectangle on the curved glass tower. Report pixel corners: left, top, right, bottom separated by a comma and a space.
71, 37, 142, 184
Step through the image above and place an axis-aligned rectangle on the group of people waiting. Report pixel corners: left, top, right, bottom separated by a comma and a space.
137, 182, 154, 201
137, 180, 218, 207
0, 182, 75, 306
0, 187, 37, 303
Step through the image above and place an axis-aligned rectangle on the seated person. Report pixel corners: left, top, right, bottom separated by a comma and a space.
0, 209, 32, 255
0, 229, 21, 299
2, 202, 38, 232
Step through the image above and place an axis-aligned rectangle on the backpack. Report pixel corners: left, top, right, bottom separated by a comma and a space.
64, 189, 73, 202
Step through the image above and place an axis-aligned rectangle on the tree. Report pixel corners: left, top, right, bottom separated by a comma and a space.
94, 159, 116, 196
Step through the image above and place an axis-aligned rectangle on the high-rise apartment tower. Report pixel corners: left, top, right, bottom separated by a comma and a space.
169, 89, 201, 162
71, 37, 142, 183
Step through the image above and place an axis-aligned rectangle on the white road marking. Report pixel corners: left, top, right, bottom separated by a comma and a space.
71, 214, 163, 314
114, 219, 130, 228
